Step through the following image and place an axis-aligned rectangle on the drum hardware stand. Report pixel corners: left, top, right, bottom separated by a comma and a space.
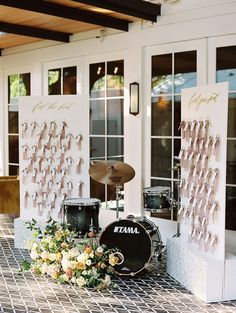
152, 239, 166, 276
173, 164, 181, 237
115, 184, 123, 219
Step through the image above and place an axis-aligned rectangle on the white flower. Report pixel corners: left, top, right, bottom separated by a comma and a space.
76, 276, 86, 287
82, 270, 87, 276
86, 259, 92, 266
71, 277, 76, 284
41, 251, 49, 261
30, 250, 38, 260
60, 274, 69, 282
41, 262, 48, 275
61, 258, 70, 271
77, 252, 87, 264
68, 247, 80, 258
31, 242, 38, 251
49, 253, 57, 262
96, 246, 103, 254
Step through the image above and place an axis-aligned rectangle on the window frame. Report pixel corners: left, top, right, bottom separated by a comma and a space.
4, 66, 32, 175
143, 39, 207, 219
43, 58, 83, 96
208, 34, 236, 231
86, 51, 126, 210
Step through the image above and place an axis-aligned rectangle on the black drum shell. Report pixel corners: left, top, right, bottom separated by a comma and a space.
143, 186, 171, 211
99, 217, 159, 275
63, 198, 100, 236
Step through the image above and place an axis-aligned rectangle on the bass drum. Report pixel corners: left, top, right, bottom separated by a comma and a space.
99, 216, 162, 276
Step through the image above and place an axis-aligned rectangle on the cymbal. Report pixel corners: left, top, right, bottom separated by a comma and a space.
89, 160, 135, 185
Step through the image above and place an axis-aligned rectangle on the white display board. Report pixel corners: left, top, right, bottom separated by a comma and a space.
179, 82, 228, 260
167, 82, 229, 302
19, 95, 89, 222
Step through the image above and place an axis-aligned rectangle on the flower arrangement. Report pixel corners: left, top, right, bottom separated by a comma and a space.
21, 218, 121, 290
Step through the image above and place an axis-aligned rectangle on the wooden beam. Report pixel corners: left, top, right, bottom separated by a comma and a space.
70, 0, 161, 22
0, 21, 71, 42
0, 0, 130, 31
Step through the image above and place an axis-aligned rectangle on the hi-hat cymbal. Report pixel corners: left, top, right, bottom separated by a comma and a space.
89, 160, 135, 186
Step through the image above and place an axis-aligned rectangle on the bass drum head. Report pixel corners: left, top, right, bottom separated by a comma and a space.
100, 219, 152, 275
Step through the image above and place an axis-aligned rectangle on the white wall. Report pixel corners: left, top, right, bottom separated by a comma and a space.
1, 0, 236, 236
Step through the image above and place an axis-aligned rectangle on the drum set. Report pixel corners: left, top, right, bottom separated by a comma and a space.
61, 160, 179, 276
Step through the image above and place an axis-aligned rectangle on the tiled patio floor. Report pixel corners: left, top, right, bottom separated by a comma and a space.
0, 215, 236, 313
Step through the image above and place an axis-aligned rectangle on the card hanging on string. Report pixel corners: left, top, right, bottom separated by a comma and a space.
23, 191, 29, 208
32, 192, 38, 207
203, 120, 210, 142
32, 168, 38, 183
31, 145, 37, 162
178, 121, 186, 139
22, 145, 29, 160
21, 122, 28, 138
212, 136, 220, 161
76, 133, 83, 150
78, 181, 84, 197
49, 121, 57, 137
31, 121, 38, 136
77, 157, 84, 174
66, 133, 74, 150
60, 121, 68, 139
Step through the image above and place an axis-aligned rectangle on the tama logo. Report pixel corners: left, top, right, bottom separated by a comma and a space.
113, 226, 140, 234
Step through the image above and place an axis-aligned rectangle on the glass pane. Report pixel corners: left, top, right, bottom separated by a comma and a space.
90, 62, 105, 98
90, 99, 105, 135
19, 73, 30, 96
107, 156, 124, 162
174, 51, 197, 93
151, 179, 171, 187
8, 135, 19, 164
174, 139, 181, 179
8, 165, 19, 176
227, 140, 236, 184
151, 96, 172, 136
152, 54, 172, 95
107, 60, 124, 97
216, 46, 236, 91
151, 138, 171, 178
8, 74, 19, 104
90, 178, 105, 202
226, 186, 236, 230
8, 105, 18, 134
107, 137, 123, 158
107, 99, 124, 135
174, 95, 181, 136
48, 68, 61, 95
63, 66, 76, 95
90, 137, 105, 159
228, 93, 236, 138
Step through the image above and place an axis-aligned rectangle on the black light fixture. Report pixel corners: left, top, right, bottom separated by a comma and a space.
129, 82, 139, 115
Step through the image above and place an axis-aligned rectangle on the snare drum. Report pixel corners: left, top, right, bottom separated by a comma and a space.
62, 198, 100, 236
99, 216, 162, 276
143, 186, 171, 211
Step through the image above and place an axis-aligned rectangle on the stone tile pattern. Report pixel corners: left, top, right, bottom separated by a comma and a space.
0, 215, 236, 312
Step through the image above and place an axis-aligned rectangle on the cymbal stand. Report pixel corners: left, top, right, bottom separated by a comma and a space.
115, 184, 122, 219
175, 165, 181, 237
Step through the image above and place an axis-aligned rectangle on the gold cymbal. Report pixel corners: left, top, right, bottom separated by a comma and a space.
89, 160, 135, 186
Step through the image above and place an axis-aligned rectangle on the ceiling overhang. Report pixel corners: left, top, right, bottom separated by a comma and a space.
71, 0, 161, 22
0, 0, 161, 52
